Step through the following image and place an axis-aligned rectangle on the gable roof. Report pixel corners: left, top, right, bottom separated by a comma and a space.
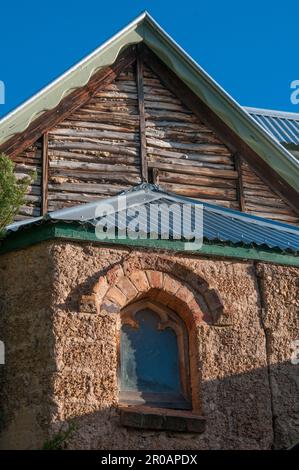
246, 107, 299, 159
5, 183, 299, 255
0, 12, 299, 197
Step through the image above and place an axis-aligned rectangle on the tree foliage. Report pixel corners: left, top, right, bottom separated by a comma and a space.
0, 153, 35, 237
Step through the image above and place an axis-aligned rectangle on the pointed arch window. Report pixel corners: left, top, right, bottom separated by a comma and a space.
119, 300, 191, 410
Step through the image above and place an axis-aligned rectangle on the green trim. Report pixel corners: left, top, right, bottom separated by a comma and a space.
1, 221, 298, 267
0, 224, 56, 254
285, 144, 299, 161
1, 12, 298, 194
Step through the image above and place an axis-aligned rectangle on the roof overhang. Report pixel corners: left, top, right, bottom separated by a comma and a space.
2, 184, 299, 266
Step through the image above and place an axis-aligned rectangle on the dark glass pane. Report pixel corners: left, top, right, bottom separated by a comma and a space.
120, 308, 181, 394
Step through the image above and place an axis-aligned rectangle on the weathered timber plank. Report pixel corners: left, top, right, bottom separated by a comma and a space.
244, 196, 291, 209
49, 160, 140, 173
95, 90, 138, 99
48, 140, 139, 156
145, 127, 220, 143
48, 150, 138, 166
136, 45, 147, 181
147, 147, 234, 165
48, 181, 132, 194
148, 158, 237, 173
18, 206, 41, 217
144, 100, 192, 113
158, 171, 236, 188
50, 128, 139, 142
146, 120, 214, 131
146, 137, 231, 155
63, 111, 139, 126
161, 182, 237, 200
234, 153, 245, 211
41, 133, 49, 215
47, 187, 130, 201
58, 120, 138, 133
49, 169, 141, 184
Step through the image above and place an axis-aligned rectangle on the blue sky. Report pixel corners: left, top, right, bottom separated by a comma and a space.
0, 0, 298, 117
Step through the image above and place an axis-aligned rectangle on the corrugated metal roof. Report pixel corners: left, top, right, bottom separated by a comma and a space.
6, 184, 299, 254
245, 107, 299, 146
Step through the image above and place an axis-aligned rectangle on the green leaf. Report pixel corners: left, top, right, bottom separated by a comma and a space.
0, 153, 36, 237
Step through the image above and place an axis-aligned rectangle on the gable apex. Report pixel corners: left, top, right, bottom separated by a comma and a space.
0, 12, 298, 203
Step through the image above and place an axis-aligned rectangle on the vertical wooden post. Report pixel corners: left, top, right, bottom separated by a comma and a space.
136, 44, 148, 182
41, 132, 49, 215
152, 168, 160, 185
234, 153, 245, 212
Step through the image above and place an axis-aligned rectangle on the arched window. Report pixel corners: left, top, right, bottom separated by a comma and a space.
119, 300, 191, 410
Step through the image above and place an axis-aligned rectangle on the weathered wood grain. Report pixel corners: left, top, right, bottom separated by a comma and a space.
46, 63, 142, 210
41, 133, 49, 215
136, 45, 148, 181
240, 160, 299, 224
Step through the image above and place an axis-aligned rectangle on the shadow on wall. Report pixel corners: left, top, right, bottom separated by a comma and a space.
45, 359, 299, 451
0, 318, 56, 450
0, 246, 298, 450
0, 287, 298, 450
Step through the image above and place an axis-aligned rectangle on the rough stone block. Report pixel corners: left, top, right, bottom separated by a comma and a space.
117, 277, 138, 300
129, 271, 149, 293
79, 295, 98, 314
105, 287, 127, 307
146, 270, 163, 289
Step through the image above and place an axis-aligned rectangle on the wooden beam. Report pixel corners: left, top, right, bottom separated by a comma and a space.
148, 167, 160, 185
234, 153, 245, 212
152, 168, 160, 185
0, 46, 137, 158
136, 44, 148, 182
41, 132, 49, 215
142, 46, 299, 215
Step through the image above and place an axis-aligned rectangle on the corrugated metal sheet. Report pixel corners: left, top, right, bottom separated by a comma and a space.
245, 107, 299, 146
6, 184, 299, 254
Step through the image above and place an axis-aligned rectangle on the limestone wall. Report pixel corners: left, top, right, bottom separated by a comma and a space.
0, 242, 56, 449
0, 240, 298, 449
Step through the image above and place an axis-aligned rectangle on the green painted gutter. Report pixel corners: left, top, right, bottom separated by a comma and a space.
1, 221, 298, 267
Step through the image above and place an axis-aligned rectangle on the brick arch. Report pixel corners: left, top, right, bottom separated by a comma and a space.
79, 256, 229, 326
103, 270, 206, 328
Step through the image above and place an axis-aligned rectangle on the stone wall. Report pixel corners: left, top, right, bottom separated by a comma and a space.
0, 242, 56, 449
0, 240, 298, 449
255, 263, 299, 448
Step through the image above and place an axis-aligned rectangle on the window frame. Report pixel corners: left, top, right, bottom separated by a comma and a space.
118, 299, 191, 410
